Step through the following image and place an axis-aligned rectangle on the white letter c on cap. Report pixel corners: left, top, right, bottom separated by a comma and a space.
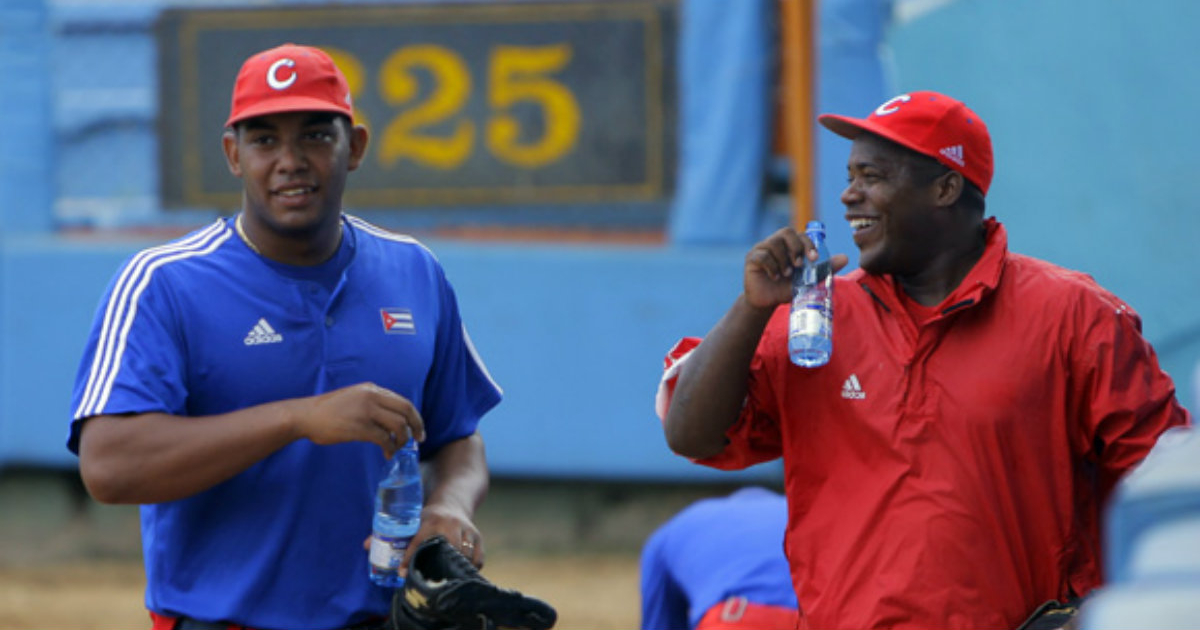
874, 94, 911, 116
267, 58, 297, 91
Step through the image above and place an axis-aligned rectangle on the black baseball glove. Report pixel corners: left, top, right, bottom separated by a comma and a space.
388, 535, 557, 630
1014, 598, 1082, 630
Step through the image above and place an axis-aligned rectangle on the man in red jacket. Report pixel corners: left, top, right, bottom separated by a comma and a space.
656, 90, 1191, 629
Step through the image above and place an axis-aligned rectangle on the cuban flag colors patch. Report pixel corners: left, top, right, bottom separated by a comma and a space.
381, 308, 416, 334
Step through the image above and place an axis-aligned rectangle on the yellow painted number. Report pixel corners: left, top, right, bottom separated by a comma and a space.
346, 43, 583, 171
378, 45, 474, 170
487, 44, 581, 168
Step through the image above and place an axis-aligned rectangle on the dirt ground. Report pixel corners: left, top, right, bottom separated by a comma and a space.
0, 469, 753, 630
0, 555, 640, 630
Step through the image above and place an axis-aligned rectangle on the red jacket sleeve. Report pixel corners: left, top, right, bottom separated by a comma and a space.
1073, 297, 1191, 502
656, 336, 785, 471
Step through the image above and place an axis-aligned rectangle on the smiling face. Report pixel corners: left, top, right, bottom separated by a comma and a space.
841, 134, 951, 277
223, 111, 367, 244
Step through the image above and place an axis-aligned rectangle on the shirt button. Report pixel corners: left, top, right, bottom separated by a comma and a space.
325, 316, 334, 327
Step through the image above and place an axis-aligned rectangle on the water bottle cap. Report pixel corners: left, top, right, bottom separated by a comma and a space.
805, 220, 826, 237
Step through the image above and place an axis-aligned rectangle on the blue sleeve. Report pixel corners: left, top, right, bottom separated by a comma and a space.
417, 266, 502, 456
68, 255, 187, 453
640, 525, 690, 630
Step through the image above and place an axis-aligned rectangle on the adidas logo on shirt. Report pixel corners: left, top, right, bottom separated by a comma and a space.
244, 318, 283, 345
939, 144, 965, 166
841, 374, 866, 400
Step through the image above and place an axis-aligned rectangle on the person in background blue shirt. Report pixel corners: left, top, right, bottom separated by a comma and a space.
640, 487, 798, 630
67, 43, 502, 630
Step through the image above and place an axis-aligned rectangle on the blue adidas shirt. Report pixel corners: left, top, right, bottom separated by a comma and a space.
68, 215, 502, 629
640, 487, 797, 630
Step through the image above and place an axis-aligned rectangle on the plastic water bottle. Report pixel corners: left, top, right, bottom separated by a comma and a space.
788, 221, 833, 367
368, 439, 422, 588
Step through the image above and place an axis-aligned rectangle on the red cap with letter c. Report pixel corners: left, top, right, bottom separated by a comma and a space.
819, 91, 993, 195
225, 43, 353, 128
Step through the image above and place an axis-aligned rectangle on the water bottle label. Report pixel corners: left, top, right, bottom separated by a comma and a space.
368, 533, 410, 571
789, 305, 829, 336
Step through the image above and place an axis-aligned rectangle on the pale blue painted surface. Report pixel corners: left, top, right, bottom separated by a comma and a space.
1, 0, 1197, 482
0, 232, 782, 481
883, 0, 1200, 407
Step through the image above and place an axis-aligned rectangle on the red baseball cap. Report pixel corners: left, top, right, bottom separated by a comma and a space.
818, 91, 993, 195
225, 43, 353, 128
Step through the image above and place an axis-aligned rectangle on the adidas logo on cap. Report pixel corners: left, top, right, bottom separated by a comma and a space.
939, 144, 965, 167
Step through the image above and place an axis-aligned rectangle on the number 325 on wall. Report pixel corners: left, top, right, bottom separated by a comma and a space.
326, 44, 582, 171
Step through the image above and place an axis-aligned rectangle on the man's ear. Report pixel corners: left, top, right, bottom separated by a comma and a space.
348, 124, 369, 172
935, 169, 965, 208
222, 129, 243, 177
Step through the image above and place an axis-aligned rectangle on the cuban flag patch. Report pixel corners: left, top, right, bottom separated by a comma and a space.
381, 308, 416, 334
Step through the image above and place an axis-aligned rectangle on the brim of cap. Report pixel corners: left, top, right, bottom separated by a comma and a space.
817, 113, 937, 162
225, 97, 353, 128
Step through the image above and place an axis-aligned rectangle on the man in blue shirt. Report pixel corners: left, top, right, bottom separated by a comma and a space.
68, 43, 502, 630
640, 487, 798, 630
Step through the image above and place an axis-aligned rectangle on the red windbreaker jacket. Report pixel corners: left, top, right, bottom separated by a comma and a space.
658, 219, 1190, 629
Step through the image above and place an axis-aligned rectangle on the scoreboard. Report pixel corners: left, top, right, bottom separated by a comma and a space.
157, 1, 678, 214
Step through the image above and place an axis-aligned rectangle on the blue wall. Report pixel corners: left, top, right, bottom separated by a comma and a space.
0, 231, 784, 481
0, 0, 801, 482
1, 0, 1196, 480
883, 0, 1200, 413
